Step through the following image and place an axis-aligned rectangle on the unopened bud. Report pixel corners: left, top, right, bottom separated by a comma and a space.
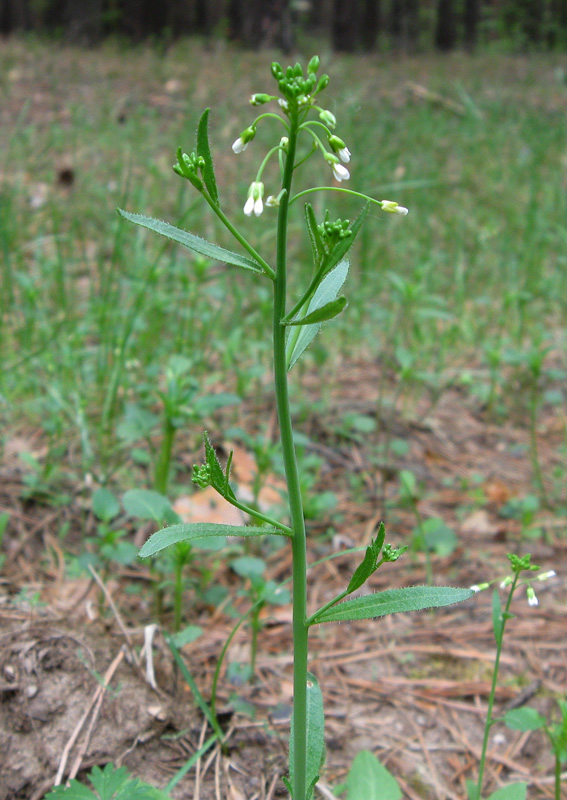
250, 93, 272, 106
308, 55, 320, 74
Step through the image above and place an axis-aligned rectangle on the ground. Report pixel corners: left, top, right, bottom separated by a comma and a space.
1, 361, 565, 800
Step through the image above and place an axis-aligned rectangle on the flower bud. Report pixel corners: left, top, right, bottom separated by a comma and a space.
250, 93, 273, 106
271, 62, 283, 79
308, 55, 320, 74
328, 135, 351, 163
381, 200, 409, 216
232, 126, 256, 154
319, 109, 337, 128
316, 74, 330, 93
526, 586, 539, 606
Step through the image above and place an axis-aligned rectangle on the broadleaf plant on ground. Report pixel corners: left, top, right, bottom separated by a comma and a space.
120, 56, 473, 800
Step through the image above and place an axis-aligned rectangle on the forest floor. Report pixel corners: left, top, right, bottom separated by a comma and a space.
1, 360, 566, 800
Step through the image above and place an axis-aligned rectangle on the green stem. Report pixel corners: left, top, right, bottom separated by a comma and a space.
154, 417, 176, 495
173, 557, 183, 632
475, 575, 519, 800
273, 108, 309, 800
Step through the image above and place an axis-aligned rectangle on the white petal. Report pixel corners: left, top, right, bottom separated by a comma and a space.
338, 147, 351, 163
254, 197, 264, 217
332, 163, 350, 182
243, 195, 255, 216
232, 138, 247, 154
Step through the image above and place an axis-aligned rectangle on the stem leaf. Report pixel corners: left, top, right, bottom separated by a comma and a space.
286, 259, 349, 370
284, 295, 347, 326
311, 586, 473, 624
484, 783, 527, 800
139, 523, 286, 559
197, 108, 220, 206
117, 210, 265, 274
304, 203, 324, 267
346, 522, 385, 594
492, 589, 504, 641
344, 750, 402, 800
288, 672, 325, 800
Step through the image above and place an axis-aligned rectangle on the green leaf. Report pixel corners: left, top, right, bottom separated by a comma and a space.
284, 295, 347, 326
492, 589, 504, 641
345, 750, 402, 800
288, 673, 325, 800
485, 783, 527, 800
122, 489, 172, 522
312, 586, 473, 624
139, 523, 286, 559
346, 523, 385, 594
44, 762, 158, 800
197, 108, 219, 206
92, 488, 120, 523
504, 707, 546, 732
305, 203, 324, 267
202, 432, 237, 501
421, 517, 458, 556
287, 259, 349, 370
170, 624, 203, 648
117, 210, 264, 274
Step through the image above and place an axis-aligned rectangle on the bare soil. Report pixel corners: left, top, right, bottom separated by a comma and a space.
1, 361, 566, 800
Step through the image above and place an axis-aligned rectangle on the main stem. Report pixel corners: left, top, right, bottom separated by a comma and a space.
273, 110, 309, 800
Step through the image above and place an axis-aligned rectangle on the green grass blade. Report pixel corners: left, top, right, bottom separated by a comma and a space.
139, 523, 287, 559
197, 108, 220, 206
312, 586, 473, 624
117, 210, 264, 274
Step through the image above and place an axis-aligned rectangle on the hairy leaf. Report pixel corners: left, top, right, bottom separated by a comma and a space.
312, 586, 473, 624
346, 523, 385, 594
287, 259, 349, 370
117, 210, 264, 274
139, 523, 286, 559
288, 673, 325, 800
197, 108, 219, 206
284, 295, 347, 327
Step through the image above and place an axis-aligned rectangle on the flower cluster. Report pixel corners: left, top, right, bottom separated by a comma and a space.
231, 56, 357, 215
173, 148, 205, 191
470, 553, 556, 608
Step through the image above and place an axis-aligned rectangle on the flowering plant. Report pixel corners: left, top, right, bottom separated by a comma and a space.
119, 57, 471, 800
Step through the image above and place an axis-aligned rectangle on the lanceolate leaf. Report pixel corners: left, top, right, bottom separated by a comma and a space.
139, 523, 287, 559
117, 210, 264, 274
311, 586, 473, 624
288, 673, 325, 800
197, 108, 220, 206
305, 203, 324, 267
284, 295, 347, 326
485, 783, 527, 800
287, 259, 349, 370
346, 523, 385, 594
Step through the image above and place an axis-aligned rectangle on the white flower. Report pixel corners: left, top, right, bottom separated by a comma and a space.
331, 162, 350, 182
500, 576, 513, 589
232, 137, 248, 154
526, 586, 539, 606
470, 582, 489, 593
381, 200, 409, 216
338, 146, 351, 163
232, 126, 255, 154
328, 134, 351, 163
278, 98, 289, 112
265, 195, 280, 207
470, 585, 481, 593
536, 570, 556, 581
243, 181, 264, 217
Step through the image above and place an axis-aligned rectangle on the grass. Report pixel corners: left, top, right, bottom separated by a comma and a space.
1, 38, 566, 499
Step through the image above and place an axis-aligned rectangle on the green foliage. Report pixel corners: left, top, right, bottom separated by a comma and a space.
337, 750, 402, 800
116, 210, 265, 275
139, 523, 284, 559
43, 763, 167, 800
286, 674, 325, 800
311, 586, 473, 624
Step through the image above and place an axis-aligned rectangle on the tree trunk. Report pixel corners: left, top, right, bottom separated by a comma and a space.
361, 0, 382, 51
435, 0, 457, 51
464, 0, 481, 51
332, 0, 360, 51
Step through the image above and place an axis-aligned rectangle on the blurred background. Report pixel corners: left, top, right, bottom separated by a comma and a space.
1, 0, 566, 53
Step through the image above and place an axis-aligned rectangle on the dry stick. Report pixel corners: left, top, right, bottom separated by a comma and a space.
265, 772, 279, 800
194, 715, 208, 800
54, 648, 124, 785
67, 649, 125, 781
87, 564, 136, 656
